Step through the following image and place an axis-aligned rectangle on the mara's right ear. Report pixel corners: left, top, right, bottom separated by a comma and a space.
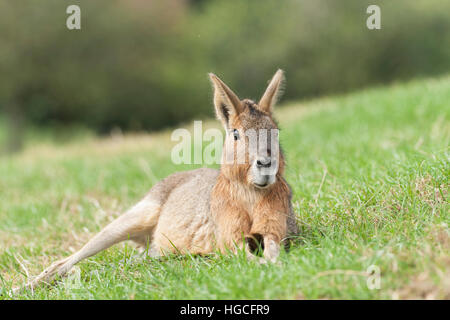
209, 73, 243, 129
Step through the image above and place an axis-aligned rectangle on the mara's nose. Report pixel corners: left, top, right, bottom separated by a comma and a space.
256, 156, 271, 168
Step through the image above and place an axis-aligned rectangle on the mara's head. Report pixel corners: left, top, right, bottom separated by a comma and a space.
209, 69, 286, 189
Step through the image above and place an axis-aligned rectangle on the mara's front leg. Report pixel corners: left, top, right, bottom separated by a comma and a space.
262, 234, 281, 263
213, 204, 257, 259
251, 199, 289, 263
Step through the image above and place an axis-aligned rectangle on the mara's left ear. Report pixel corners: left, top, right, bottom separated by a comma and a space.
209, 73, 243, 129
258, 69, 285, 113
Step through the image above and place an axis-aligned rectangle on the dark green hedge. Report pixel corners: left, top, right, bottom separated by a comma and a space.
1, 0, 449, 133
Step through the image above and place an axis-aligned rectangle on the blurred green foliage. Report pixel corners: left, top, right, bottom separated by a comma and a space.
0, 0, 449, 140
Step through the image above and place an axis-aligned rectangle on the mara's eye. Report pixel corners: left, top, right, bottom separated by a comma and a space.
233, 129, 240, 141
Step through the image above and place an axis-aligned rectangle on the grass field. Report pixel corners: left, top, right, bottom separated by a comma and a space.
0, 76, 449, 299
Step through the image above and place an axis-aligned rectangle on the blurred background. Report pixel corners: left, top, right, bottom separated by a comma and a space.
1, 0, 449, 153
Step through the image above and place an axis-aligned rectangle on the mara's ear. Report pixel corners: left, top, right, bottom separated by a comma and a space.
258, 69, 285, 113
209, 73, 243, 128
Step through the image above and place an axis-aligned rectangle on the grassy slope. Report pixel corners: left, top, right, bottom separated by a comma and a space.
0, 76, 449, 299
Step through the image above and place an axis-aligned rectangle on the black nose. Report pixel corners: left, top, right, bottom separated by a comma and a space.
256, 157, 271, 168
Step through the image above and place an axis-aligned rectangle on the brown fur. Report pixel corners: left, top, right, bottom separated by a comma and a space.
13, 69, 298, 293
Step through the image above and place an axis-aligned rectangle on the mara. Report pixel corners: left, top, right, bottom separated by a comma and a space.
15, 69, 299, 292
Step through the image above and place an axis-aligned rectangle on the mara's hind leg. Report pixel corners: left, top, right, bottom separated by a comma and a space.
131, 235, 151, 251
14, 197, 161, 293
130, 236, 163, 263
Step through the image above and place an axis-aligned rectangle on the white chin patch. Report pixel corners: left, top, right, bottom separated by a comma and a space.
251, 164, 277, 188
252, 174, 275, 188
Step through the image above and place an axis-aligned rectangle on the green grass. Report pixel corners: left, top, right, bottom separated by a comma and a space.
0, 76, 449, 299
